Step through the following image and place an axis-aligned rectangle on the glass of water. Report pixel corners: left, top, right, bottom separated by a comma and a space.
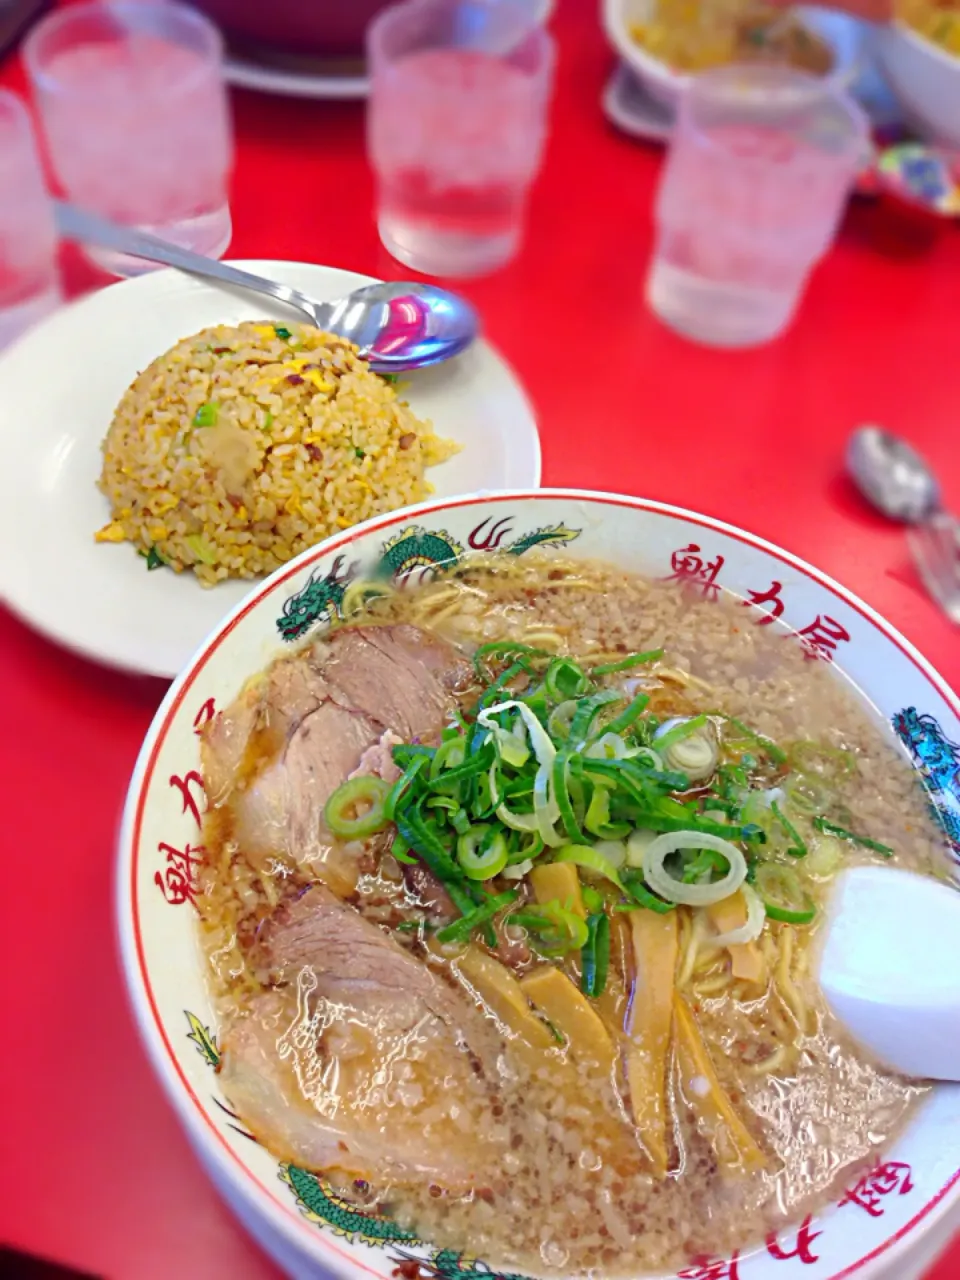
647, 65, 869, 348
24, 1, 234, 277
0, 90, 61, 351
367, 0, 555, 278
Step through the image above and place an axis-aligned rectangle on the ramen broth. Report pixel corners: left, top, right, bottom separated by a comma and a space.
197, 556, 947, 1275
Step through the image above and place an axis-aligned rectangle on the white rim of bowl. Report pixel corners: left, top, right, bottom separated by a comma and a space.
602, 0, 860, 92
117, 487, 960, 1280
890, 16, 960, 73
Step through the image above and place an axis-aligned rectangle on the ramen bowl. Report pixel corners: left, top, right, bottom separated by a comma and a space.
117, 489, 960, 1280
603, 0, 863, 111
877, 20, 960, 151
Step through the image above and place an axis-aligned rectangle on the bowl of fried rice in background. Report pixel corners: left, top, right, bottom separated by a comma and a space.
876, 17, 960, 150
118, 487, 960, 1280
603, 0, 863, 111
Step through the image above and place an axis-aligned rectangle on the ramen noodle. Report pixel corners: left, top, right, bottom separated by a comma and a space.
196, 554, 947, 1275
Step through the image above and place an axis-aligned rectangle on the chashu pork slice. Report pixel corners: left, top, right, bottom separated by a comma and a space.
219, 888, 509, 1190
200, 624, 472, 890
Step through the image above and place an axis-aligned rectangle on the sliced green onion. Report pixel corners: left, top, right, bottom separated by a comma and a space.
568, 690, 623, 745
591, 649, 664, 676
139, 544, 166, 571
642, 831, 747, 906
502, 857, 534, 880
581, 883, 605, 913
473, 661, 527, 719
602, 690, 650, 738
274, 325, 292, 340
457, 826, 508, 880
544, 657, 590, 702
584, 784, 630, 840
632, 746, 665, 771
428, 747, 492, 790
553, 844, 625, 890
789, 740, 855, 780
717, 715, 787, 766
324, 776, 391, 840
450, 808, 472, 837
436, 889, 518, 944
755, 863, 816, 924
681, 847, 728, 884
473, 641, 548, 677
396, 918, 431, 932
786, 775, 832, 814
485, 715, 530, 769
430, 737, 466, 776
385, 754, 428, 820
547, 699, 578, 741
426, 794, 458, 814
495, 786, 539, 834
592, 838, 627, 869
193, 401, 218, 427
739, 788, 782, 837
395, 808, 461, 883
770, 800, 807, 857
510, 899, 589, 954
479, 700, 555, 769
581, 911, 610, 997
480, 699, 562, 847
806, 834, 843, 877
653, 714, 709, 756
553, 749, 584, 843
585, 732, 635, 761
392, 743, 434, 768
620, 869, 676, 913
391, 832, 417, 865
812, 817, 892, 856
515, 830, 545, 859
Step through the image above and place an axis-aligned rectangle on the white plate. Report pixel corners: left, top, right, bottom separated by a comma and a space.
602, 61, 673, 142
0, 261, 540, 680
223, 52, 368, 100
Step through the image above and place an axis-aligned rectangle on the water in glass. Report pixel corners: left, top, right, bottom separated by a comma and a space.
25, 2, 233, 277
647, 67, 869, 348
368, 0, 554, 278
0, 90, 61, 350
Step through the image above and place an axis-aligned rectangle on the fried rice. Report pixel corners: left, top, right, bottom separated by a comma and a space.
95, 320, 459, 586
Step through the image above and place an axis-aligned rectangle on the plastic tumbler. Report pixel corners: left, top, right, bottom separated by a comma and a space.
367, 0, 555, 278
0, 91, 61, 351
647, 66, 870, 348
24, 1, 234, 277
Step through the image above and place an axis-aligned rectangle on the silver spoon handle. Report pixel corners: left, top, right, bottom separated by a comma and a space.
53, 201, 332, 328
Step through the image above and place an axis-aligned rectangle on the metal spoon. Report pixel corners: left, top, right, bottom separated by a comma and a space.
847, 426, 960, 623
846, 426, 941, 524
53, 201, 479, 374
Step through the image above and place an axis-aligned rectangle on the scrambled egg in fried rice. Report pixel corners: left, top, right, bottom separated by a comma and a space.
95, 321, 459, 586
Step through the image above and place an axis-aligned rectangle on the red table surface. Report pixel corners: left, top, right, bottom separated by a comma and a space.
2, 2, 960, 1277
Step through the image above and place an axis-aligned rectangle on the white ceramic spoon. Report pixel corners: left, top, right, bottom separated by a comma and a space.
817, 865, 960, 1081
